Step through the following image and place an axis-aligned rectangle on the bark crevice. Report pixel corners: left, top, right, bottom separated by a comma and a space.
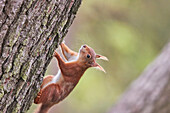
0, 0, 82, 112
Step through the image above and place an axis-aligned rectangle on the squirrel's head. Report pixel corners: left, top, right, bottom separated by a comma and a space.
78, 44, 108, 73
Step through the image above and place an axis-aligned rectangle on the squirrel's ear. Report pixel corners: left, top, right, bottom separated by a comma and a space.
92, 62, 106, 73
96, 54, 108, 61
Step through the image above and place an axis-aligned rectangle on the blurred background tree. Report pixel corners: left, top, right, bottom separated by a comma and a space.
29, 0, 170, 113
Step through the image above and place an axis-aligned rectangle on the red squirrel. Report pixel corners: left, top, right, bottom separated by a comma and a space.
34, 43, 108, 113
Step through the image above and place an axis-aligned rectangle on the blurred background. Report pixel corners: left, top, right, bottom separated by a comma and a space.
29, 0, 170, 113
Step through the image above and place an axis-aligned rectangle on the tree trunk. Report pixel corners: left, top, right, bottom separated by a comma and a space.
0, 0, 82, 112
109, 43, 170, 113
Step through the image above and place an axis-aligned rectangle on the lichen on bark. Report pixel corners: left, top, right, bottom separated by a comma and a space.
0, 0, 82, 112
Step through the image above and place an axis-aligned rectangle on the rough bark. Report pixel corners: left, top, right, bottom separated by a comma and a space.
109, 43, 170, 113
0, 0, 82, 112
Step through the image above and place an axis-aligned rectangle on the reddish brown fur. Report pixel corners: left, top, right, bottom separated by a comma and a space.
34, 43, 107, 113
60, 43, 78, 60
40, 75, 54, 89
34, 52, 88, 113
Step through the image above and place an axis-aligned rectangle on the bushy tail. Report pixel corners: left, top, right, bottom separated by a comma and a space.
34, 103, 53, 113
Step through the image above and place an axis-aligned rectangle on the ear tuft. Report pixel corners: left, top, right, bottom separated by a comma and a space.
94, 65, 106, 73
92, 62, 106, 73
96, 55, 108, 61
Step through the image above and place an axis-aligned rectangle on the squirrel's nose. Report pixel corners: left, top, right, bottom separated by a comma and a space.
83, 44, 87, 48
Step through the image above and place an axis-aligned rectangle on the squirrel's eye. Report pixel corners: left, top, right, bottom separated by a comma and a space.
87, 54, 91, 58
